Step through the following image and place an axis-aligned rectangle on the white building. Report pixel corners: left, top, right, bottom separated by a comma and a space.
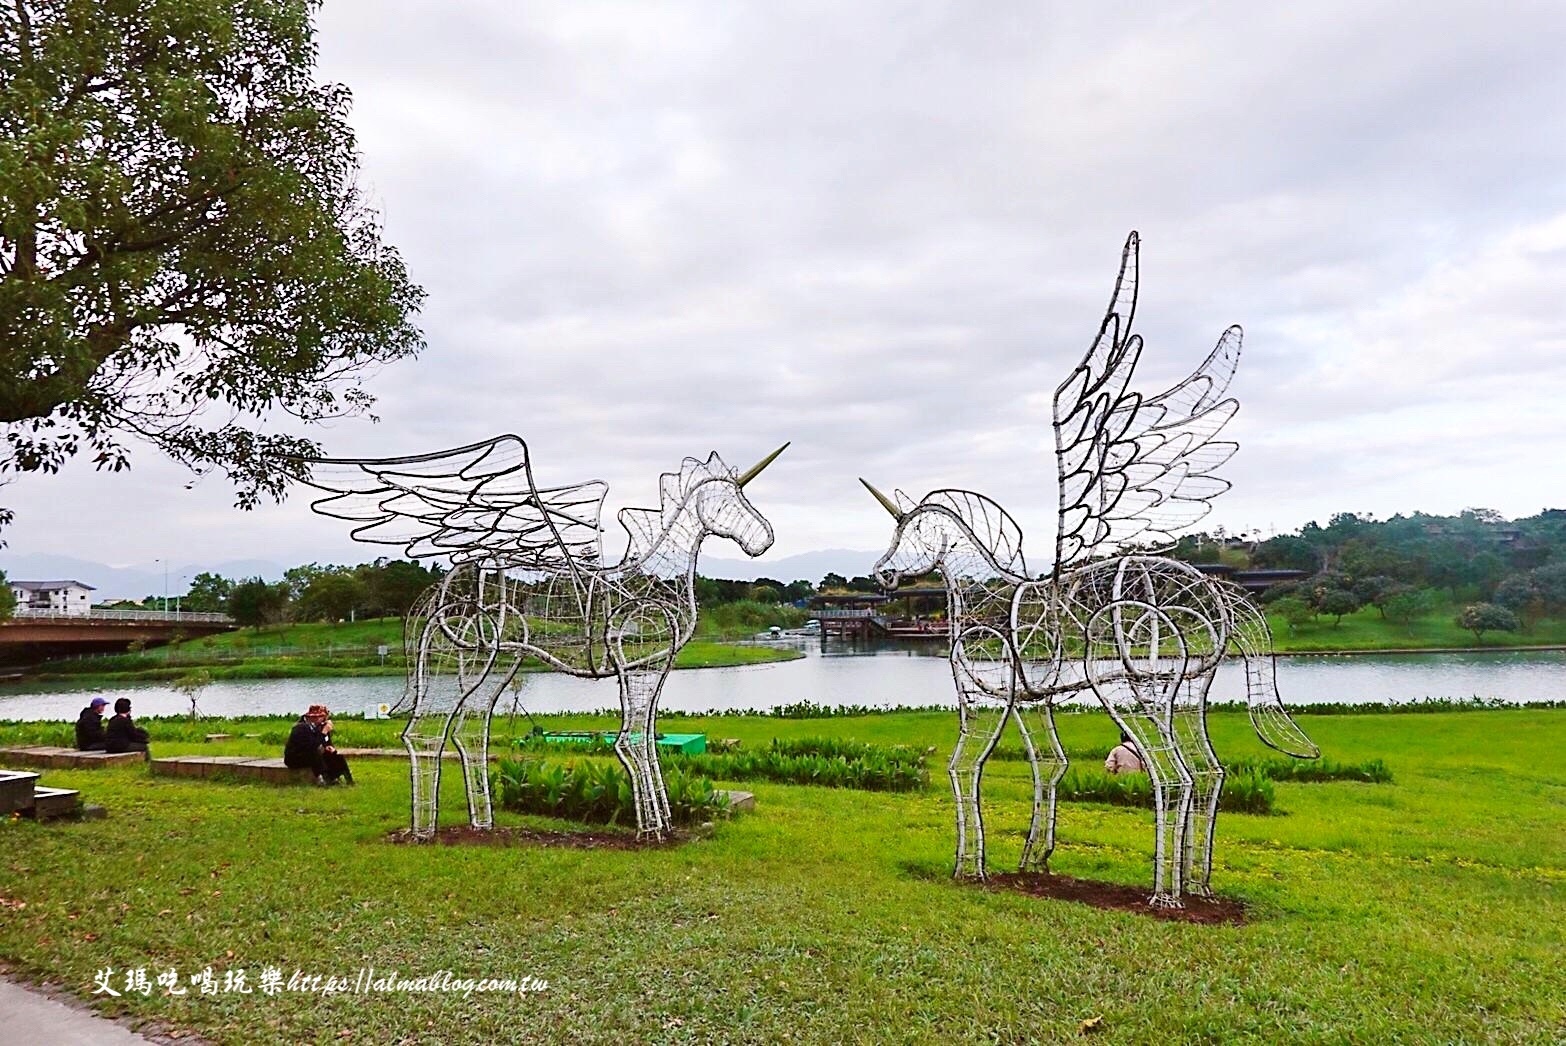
8, 580, 97, 616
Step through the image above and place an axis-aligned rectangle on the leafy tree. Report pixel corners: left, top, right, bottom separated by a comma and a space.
296, 571, 366, 622
1455, 603, 1519, 641
282, 563, 332, 600
360, 559, 436, 618
1268, 595, 1314, 634
1315, 589, 1362, 627
1258, 580, 1303, 605
750, 583, 782, 604
1352, 575, 1398, 612
1381, 587, 1435, 630
0, 0, 423, 535
818, 572, 848, 591
847, 575, 880, 593
780, 580, 815, 604
182, 572, 232, 614
1495, 572, 1545, 630
0, 567, 14, 621
228, 577, 287, 630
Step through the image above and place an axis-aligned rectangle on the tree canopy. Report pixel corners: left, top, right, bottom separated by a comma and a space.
0, 0, 423, 534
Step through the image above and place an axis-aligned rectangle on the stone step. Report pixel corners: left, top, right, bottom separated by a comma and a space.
718, 789, 755, 814
0, 769, 42, 816
150, 756, 314, 785
26, 786, 81, 821
0, 746, 146, 769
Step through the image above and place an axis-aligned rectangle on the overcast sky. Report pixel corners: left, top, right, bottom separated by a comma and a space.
5, 0, 1565, 574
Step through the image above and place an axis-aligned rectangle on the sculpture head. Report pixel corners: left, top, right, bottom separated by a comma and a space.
696, 443, 788, 558
863, 480, 948, 589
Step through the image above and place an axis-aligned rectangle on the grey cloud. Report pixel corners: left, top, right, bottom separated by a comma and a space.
6, 0, 1565, 568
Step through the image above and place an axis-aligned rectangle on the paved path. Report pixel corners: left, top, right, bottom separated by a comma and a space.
0, 977, 157, 1044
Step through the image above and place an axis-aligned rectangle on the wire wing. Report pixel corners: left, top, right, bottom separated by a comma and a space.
1053, 232, 1241, 570
298, 435, 607, 569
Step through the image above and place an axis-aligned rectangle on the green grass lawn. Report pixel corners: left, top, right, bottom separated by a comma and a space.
1, 708, 1562, 1042
1267, 601, 1566, 652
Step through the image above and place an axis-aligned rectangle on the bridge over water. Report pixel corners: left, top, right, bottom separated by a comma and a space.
0, 610, 236, 663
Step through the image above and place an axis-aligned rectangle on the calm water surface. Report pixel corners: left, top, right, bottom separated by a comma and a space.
1, 642, 1563, 722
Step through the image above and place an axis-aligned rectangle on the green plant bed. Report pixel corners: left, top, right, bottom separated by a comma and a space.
492, 755, 727, 827
1054, 765, 1277, 814
673, 735, 931, 792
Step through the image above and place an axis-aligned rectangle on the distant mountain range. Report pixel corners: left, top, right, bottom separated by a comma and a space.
0, 552, 287, 601
0, 548, 881, 599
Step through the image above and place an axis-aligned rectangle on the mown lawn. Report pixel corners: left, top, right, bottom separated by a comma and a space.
1267, 601, 1566, 652
1, 709, 1561, 1043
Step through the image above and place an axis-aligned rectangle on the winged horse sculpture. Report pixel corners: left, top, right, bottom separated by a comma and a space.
863, 232, 1317, 906
300, 437, 787, 840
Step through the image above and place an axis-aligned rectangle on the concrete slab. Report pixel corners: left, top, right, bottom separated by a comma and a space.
1, 769, 42, 815
718, 790, 755, 813
152, 755, 313, 784
0, 978, 156, 1044
28, 786, 81, 821
0, 747, 144, 769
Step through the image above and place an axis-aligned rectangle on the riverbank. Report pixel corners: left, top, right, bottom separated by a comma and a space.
0, 708, 1559, 1041
9, 638, 802, 685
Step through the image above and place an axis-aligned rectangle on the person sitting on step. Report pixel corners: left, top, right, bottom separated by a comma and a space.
75, 696, 109, 751
104, 698, 151, 756
284, 704, 354, 785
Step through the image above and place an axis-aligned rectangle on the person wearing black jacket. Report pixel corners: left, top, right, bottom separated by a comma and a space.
75, 697, 109, 750
104, 698, 150, 755
284, 704, 353, 785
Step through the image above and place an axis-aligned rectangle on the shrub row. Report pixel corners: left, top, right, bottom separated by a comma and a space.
1056, 766, 1277, 815
491, 756, 727, 827
673, 737, 930, 793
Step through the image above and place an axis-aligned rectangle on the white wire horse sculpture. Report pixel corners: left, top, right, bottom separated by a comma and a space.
863, 232, 1318, 906
300, 437, 787, 840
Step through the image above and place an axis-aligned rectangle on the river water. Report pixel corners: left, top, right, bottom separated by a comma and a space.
1, 642, 1563, 722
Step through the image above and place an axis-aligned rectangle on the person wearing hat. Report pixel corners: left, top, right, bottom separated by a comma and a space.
74, 697, 110, 751
104, 697, 150, 755
284, 704, 353, 785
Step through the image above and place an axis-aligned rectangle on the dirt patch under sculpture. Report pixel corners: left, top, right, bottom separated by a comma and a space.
981, 872, 1248, 925
385, 825, 695, 850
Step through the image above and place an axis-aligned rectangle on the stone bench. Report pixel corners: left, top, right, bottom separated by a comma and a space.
0, 768, 89, 821
151, 756, 314, 784
0, 769, 41, 815
0, 746, 146, 769
717, 790, 755, 813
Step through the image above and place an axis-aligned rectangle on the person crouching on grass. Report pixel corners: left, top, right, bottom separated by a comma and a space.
285, 704, 354, 785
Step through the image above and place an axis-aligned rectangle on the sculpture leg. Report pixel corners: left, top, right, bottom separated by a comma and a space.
1115, 710, 1191, 908
1014, 700, 1068, 874
611, 605, 678, 839
449, 663, 515, 830
403, 611, 498, 840
614, 669, 669, 838
1171, 697, 1224, 898
948, 626, 1014, 879
949, 697, 1007, 879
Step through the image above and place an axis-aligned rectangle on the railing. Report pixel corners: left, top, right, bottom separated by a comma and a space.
8, 608, 233, 625
811, 608, 879, 619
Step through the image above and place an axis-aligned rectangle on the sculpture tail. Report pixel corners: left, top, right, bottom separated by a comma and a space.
1228, 588, 1320, 759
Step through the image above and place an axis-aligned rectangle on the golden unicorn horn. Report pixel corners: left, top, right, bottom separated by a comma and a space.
859, 478, 904, 520
736, 442, 790, 488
